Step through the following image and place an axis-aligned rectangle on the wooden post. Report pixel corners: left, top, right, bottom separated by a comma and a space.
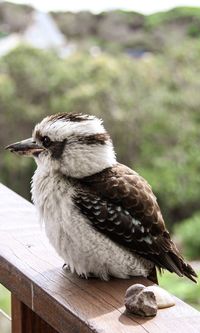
12, 295, 58, 333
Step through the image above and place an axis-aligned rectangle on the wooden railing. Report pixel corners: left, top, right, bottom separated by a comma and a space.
0, 183, 200, 333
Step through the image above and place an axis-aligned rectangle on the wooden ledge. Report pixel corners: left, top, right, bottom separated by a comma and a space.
0, 183, 200, 333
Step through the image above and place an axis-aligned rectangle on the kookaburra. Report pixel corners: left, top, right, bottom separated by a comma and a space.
6, 113, 197, 283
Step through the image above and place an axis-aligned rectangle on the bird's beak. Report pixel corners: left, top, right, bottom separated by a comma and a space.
5, 138, 44, 157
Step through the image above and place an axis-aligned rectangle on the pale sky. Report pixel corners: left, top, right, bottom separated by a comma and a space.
7, 0, 200, 14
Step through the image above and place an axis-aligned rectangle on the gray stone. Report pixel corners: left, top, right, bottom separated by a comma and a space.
125, 283, 158, 317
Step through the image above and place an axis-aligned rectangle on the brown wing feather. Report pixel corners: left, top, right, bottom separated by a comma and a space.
75, 163, 197, 282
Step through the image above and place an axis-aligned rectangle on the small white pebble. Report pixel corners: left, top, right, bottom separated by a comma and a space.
145, 285, 175, 309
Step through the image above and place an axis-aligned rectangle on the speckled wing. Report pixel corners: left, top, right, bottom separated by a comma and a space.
74, 163, 197, 282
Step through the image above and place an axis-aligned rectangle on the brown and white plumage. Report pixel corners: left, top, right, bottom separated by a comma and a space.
6, 112, 197, 283
74, 163, 197, 282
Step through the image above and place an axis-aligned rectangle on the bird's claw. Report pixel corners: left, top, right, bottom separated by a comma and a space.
78, 272, 98, 279
62, 263, 69, 270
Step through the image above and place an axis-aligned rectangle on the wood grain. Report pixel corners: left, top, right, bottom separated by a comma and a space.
0, 183, 200, 333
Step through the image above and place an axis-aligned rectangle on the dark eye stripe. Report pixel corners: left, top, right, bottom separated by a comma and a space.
77, 133, 110, 145
35, 130, 43, 142
51, 139, 66, 159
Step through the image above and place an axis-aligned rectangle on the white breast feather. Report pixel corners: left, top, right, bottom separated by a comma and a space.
31, 168, 153, 280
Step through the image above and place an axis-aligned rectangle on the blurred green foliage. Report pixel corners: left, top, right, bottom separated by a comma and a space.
146, 7, 200, 29
0, 285, 10, 315
159, 270, 200, 311
174, 214, 200, 260
2, 3, 200, 53
52, 7, 200, 53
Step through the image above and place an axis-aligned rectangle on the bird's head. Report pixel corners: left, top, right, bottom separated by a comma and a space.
5, 113, 116, 178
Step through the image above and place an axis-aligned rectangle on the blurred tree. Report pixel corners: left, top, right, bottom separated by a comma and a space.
0, 2, 33, 34
174, 213, 200, 259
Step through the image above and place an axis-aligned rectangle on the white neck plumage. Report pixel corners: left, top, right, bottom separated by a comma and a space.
60, 140, 117, 178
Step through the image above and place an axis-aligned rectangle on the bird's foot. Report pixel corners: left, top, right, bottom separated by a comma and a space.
78, 272, 98, 279
62, 263, 70, 271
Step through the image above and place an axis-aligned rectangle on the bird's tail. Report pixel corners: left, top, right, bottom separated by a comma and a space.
149, 237, 198, 283
152, 235, 198, 283
165, 251, 198, 283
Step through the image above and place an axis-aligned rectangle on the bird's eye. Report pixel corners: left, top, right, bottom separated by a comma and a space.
42, 136, 51, 148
